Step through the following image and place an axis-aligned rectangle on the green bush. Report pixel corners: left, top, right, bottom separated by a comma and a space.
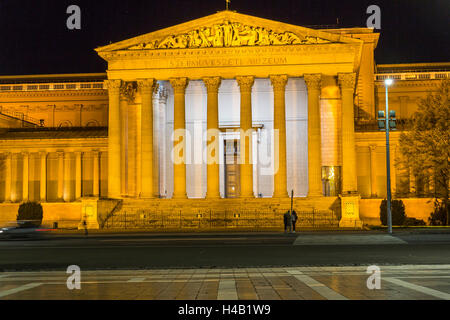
17, 202, 43, 228
379, 199, 406, 226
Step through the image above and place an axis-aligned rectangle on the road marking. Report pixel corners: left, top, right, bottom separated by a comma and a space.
384, 277, 450, 300
0, 283, 43, 298
217, 279, 238, 300
127, 277, 146, 283
286, 270, 348, 300
293, 234, 407, 245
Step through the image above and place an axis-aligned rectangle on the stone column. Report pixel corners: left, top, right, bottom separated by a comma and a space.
203, 77, 222, 199
22, 152, 29, 201
170, 78, 189, 199
304, 74, 323, 197
40, 152, 47, 202
138, 79, 156, 199
369, 145, 377, 197
270, 75, 289, 198
11, 153, 18, 202
92, 151, 100, 197
75, 151, 82, 200
119, 92, 128, 196
158, 89, 168, 197
338, 73, 358, 194
104, 79, 122, 198
4, 153, 11, 202
63, 152, 71, 202
57, 151, 64, 200
236, 76, 255, 198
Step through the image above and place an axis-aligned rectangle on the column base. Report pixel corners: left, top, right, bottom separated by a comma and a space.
139, 193, 155, 200
273, 193, 289, 199
307, 192, 323, 198
339, 194, 363, 229
172, 194, 188, 199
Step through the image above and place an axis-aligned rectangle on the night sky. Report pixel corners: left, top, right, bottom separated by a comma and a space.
0, 0, 448, 75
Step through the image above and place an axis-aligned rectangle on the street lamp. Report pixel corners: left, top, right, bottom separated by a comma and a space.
378, 78, 396, 234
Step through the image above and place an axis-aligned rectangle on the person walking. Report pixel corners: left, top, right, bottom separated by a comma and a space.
291, 210, 298, 233
83, 220, 88, 236
283, 211, 292, 233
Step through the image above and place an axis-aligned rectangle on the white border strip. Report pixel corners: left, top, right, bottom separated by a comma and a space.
287, 270, 348, 300
0, 283, 43, 298
217, 279, 238, 300
384, 277, 450, 300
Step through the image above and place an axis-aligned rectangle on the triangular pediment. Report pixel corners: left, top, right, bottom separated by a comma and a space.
96, 10, 360, 53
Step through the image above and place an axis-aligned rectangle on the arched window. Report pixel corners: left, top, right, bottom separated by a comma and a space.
85, 120, 100, 127
58, 120, 73, 128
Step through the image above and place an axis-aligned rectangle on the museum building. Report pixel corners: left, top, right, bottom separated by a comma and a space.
0, 11, 448, 229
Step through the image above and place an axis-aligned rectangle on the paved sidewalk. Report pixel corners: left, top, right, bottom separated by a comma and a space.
1, 265, 449, 300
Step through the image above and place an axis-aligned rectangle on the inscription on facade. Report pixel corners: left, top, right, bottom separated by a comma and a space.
168, 56, 288, 68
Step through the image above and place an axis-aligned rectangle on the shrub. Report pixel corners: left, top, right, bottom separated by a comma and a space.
17, 202, 43, 228
404, 217, 426, 226
379, 199, 406, 226
429, 201, 448, 226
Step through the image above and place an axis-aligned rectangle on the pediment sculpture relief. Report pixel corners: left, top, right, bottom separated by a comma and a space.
128, 21, 330, 50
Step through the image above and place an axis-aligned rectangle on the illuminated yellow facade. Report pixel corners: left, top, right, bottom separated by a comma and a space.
0, 11, 448, 229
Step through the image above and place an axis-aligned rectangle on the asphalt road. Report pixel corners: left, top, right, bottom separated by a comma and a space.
1, 231, 450, 271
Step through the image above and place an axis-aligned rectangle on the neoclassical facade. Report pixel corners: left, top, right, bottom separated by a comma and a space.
0, 11, 448, 228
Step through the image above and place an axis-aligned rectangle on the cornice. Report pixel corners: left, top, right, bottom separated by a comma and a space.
101, 42, 359, 61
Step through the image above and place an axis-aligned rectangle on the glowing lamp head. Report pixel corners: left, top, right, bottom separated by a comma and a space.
385, 79, 393, 86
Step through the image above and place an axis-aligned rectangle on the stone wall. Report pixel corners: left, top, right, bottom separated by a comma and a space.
359, 198, 434, 226
0, 202, 82, 228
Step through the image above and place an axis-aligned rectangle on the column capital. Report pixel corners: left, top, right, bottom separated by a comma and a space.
304, 73, 322, 90
103, 79, 122, 92
269, 75, 288, 91
369, 144, 377, 151
236, 76, 255, 93
21, 151, 29, 157
203, 77, 222, 93
338, 72, 356, 90
169, 77, 189, 94
137, 78, 156, 94
120, 81, 138, 102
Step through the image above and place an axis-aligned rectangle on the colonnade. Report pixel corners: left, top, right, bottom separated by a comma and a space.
104, 72, 358, 200
2, 151, 101, 202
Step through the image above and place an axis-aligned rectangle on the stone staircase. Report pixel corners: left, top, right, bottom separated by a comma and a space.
101, 197, 340, 230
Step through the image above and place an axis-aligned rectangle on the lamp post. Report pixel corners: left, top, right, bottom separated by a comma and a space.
378, 79, 396, 233
384, 79, 393, 234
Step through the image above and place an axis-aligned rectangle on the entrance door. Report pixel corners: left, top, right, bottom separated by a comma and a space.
224, 139, 240, 198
